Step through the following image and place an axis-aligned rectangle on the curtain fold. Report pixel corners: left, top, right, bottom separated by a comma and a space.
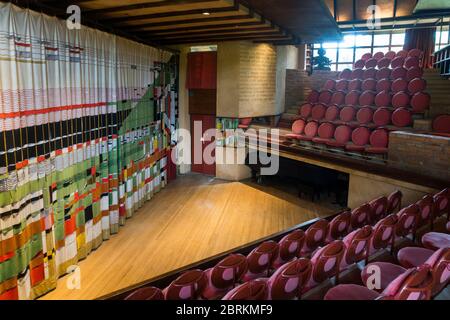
403, 27, 436, 68
0, 2, 175, 300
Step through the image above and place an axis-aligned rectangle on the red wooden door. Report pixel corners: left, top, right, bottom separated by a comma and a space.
191, 115, 216, 176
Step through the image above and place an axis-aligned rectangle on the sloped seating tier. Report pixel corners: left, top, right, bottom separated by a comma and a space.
122, 187, 450, 301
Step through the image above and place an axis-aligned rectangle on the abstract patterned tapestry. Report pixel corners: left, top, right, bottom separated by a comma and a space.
0, 2, 177, 300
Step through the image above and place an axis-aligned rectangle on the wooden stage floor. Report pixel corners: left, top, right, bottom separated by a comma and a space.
40, 173, 338, 300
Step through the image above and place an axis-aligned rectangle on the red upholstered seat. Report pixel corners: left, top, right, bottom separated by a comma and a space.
391, 107, 412, 127
373, 52, 385, 61
408, 49, 423, 59
285, 133, 303, 140
356, 107, 374, 124
373, 107, 392, 126
350, 203, 372, 229
335, 79, 349, 91
325, 105, 340, 121
263, 258, 312, 300
327, 211, 351, 241
312, 122, 335, 144
301, 219, 330, 256
359, 90, 375, 106
339, 68, 352, 80
202, 254, 248, 299
365, 58, 378, 69
391, 67, 407, 80
299, 103, 313, 118
243, 241, 279, 281
324, 284, 381, 300
422, 232, 450, 251
391, 56, 405, 69
365, 146, 388, 154
222, 279, 269, 300
341, 226, 373, 268
348, 79, 362, 91
382, 265, 434, 300
375, 90, 391, 107
369, 196, 388, 222
395, 204, 419, 238
361, 52, 372, 61
351, 126, 371, 146
433, 188, 450, 219
376, 67, 391, 80
432, 115, 450, 133
354, 59, 366, 69
323, 79, 336, 90
363, 68, 377, 80
392, 91, 410, 108
339, 106, 356, 122
345, 144, 366, 152
370, 214, 397, 254
416, 194, 434, 228
377, 57, 391, 69
272, 230, 305, 269
163, 270, 207, 300
411, 92, 430, 113
404, 56, 420, 69
299, 121, 319, 141
426, 248, 450, 295
319, 90, 333, 104
351, 68, 364, 80
345, 90, 360, 105
385, 51, 396, 60
327, 125, 352, 147
406, 67, 424, 81
369, 128, 389, 148
311, 103, 327, 120
387, 190, 402, 214
397, 247, 434, 269
391, 78, 408, 93
362, 78, 377, 91
361, 262, 406, 292
396, 50, 408, 58
292, 119, 306, 134
307, 90, 320, 103
408, 78, 427, 94
125, 287, 164, 300
376, 78, 391, 92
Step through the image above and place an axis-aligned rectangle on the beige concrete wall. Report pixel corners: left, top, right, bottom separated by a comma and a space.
276, 45, 299, 115
216, 42, 240, 117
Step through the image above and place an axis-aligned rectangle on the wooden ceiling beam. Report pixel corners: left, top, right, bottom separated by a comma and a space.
135, 21, 266, 34
150, 26, 277, 39
83, 0, 219, 15
155, 32, 290, 43
157, 34, 293, 45
99, 3, 240, 24
122, 14, 255, 30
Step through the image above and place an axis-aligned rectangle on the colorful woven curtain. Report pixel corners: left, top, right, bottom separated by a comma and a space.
0, 2, 175, 300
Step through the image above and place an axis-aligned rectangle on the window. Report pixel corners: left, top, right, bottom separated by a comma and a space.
311, 31, 406, 71
435, 28, 450, 51
190, 45, 217, 52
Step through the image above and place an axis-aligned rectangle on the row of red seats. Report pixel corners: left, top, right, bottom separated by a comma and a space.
299, 104, 413, 129
123, 188, 449, 300
353, 49, 424, 70
285, 119, 390, 154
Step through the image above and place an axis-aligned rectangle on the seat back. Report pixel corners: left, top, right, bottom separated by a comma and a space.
387, 190, 402, 214
246, 241, 279, 275
371, 214, 398, 250
268, 258, 312, 300
350, 203, 372, 229
433, 188, 449, 217
369, 196, 388, 223
395, 204, 419, 238
164, 269, 207, 300
211, 254, 248, 289
383, 265, 433, 300
343, 226, 373, 265
415, 195, 434, 227
425, 248, 450, 295
124, 287, 164, 300
222, 279, 269, 300
328, 211, 351, 240
303, 219, 330, 253
311, 240, 346, 283
277, 230, 305, 262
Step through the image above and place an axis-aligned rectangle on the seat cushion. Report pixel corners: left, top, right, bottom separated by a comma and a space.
397, 247, 434, 269
361, 262, 406, 291
324, 284, 381, 300
422, 232, 450, 250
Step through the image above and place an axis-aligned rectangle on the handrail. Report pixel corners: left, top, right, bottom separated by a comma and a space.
433, 45, 450, 77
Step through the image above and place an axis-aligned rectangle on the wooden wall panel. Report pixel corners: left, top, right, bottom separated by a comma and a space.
189, 89, 217, 115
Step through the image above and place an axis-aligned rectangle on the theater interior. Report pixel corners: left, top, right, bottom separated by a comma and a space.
0, 0, 449, 303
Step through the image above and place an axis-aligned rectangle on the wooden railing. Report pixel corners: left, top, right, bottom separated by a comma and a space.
433, 44, 450, 77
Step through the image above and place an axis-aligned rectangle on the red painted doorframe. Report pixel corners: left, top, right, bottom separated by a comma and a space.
191, 114, 216, 176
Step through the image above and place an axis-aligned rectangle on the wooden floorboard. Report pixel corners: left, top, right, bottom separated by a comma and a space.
40, 173, 337, 300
